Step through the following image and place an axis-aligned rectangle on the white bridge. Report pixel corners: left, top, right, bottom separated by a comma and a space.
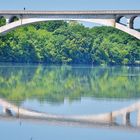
1, 98, 140, 131
0, 10, 140, 39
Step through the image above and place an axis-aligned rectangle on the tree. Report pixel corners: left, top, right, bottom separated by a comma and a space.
0, 16, 6, 27
0, 21, 139, 65
33, 21, 68, 32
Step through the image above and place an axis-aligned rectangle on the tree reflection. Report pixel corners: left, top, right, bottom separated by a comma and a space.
0, 65, 139, 104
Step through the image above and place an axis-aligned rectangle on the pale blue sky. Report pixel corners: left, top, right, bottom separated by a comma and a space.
0, 0, 139, 10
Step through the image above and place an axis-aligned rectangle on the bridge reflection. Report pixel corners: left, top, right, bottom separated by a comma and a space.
0, 98, 140, 131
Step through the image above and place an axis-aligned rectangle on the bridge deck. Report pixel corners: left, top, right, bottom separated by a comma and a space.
0, 10, 140, 15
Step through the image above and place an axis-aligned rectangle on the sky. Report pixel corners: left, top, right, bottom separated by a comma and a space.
0, 0, 139, 10
0, 0, 139, 28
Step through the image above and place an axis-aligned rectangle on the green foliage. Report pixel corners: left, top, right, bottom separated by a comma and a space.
33, 21, 68, 32
0, 20, 140, 65
0, 17, 6, 27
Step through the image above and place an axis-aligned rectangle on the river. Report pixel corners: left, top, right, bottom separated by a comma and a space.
0, 64, 140, 140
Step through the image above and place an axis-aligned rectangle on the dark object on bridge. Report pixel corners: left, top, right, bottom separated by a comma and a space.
24, 7, 26, 11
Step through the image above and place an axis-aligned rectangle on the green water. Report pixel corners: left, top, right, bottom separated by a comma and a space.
0, 65, 139, 102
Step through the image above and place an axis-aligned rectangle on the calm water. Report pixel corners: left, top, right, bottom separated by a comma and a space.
0, 64, 140, 140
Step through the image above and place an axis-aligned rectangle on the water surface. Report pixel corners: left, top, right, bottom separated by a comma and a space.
0, 65, 140, 140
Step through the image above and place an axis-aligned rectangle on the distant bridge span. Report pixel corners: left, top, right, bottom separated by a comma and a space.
0, 10, 140, 39
0, 98, 140, 128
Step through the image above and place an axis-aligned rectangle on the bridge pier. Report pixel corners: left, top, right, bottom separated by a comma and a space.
3, 107, 13, 116
127, 18, 133, 29
137, 110, 140, 127
5, 18, 9, 25
4, 15, 10, 25
122, 112, 130, 125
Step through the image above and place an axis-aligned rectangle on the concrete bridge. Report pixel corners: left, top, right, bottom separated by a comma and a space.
0, 98, 140, 128
0, 10, 140, 39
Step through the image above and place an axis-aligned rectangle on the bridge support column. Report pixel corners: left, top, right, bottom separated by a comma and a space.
3, 107, 13, 116
127, 18, 133, 29
137, 110, 140, 127
5, 18, 9, 24
122, 112, 130, 125
109, 112, 114, 123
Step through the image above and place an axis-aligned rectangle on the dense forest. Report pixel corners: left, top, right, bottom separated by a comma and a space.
0, 20, 140, 65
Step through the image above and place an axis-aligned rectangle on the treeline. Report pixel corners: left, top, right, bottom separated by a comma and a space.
0, 21, 140, 65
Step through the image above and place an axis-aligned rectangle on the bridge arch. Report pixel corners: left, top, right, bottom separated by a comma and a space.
116, 16, 127, 26
0, 12, 140, 40
9, 16, 20, 23
130, 16, 140, 29
0, 18, 116, 34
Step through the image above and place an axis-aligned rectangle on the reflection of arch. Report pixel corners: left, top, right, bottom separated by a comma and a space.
0, 16, 6, 26
9, 16, 19, 23
0, 98, 140, 127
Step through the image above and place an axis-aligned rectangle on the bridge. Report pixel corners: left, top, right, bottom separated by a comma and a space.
0, 98, 140, 129
0, 10, 140, 39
